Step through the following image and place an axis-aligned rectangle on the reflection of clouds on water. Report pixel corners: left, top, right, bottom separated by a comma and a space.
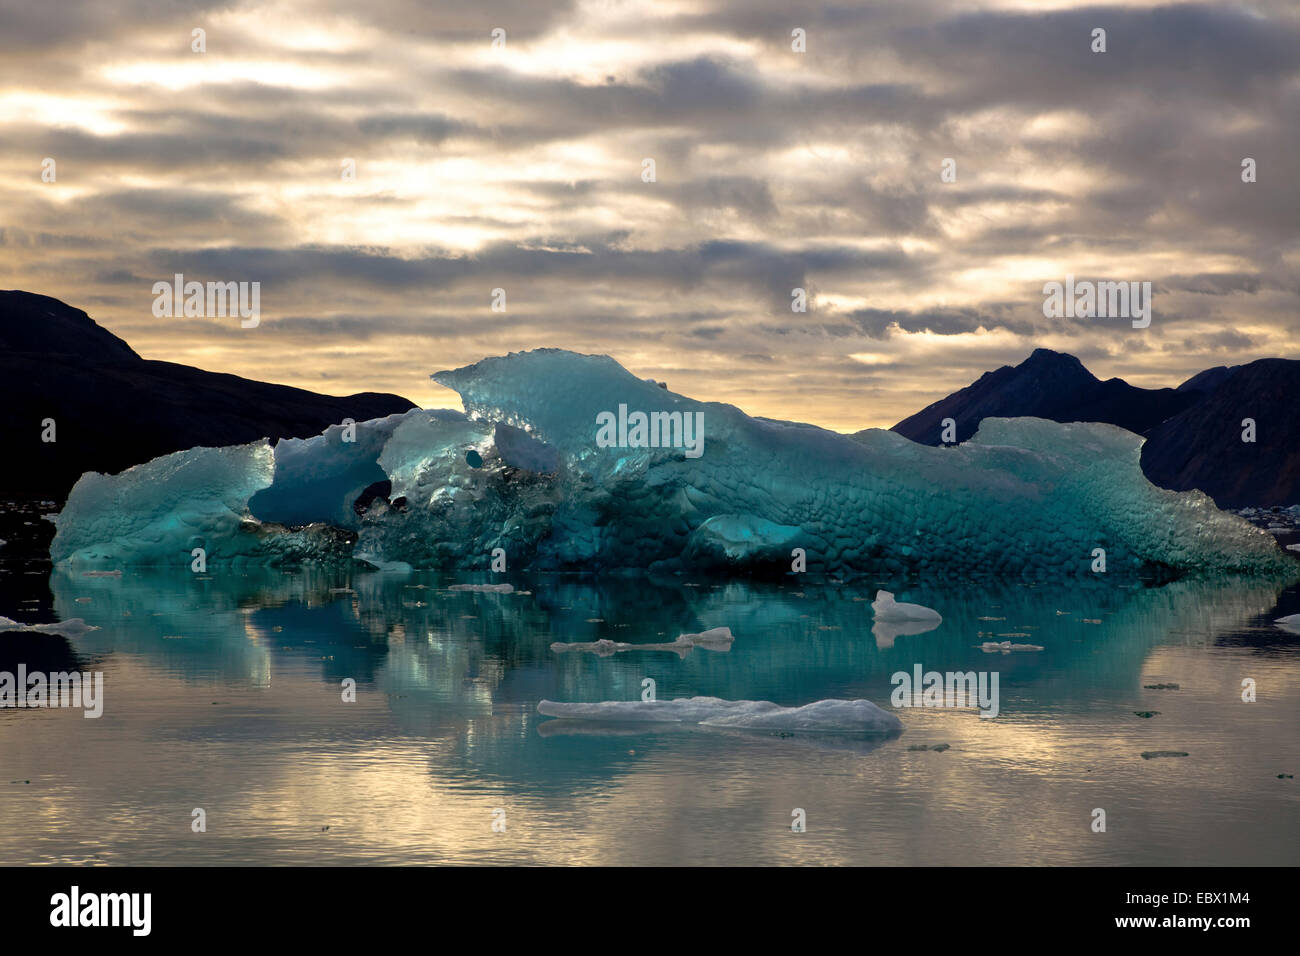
1, 567, 1294, 863
46, 568, 1300, 710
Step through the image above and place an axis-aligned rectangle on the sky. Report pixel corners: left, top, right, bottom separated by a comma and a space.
1, 0, 1297, 431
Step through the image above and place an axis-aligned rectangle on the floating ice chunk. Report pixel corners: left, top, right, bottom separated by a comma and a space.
449, 583, 515, 593
1287, 544, 1300, 552
979, 640, 1045, 653
551, 626, 734, 657
536, 695, 902, 733
679, 626, 734, 647
1274, 613, 1300, 634
0, 616, 99, 637
872, 591, 942, 623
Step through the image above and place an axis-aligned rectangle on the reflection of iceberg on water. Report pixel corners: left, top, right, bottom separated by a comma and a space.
47, 350, 1294, 580
537, 696, 902, 734
872, 618, 941, 650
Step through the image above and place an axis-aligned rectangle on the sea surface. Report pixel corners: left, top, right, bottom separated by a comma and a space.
2, 506, 1298, 865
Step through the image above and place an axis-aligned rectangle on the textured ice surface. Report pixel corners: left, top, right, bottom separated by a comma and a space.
872, 590, 942, 623
50, 442, 353, 566
50, 349, 1295, 576
249, 411, 421, 528
536, 696, 902, 733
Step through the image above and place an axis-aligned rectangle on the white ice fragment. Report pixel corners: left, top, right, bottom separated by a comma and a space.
1274, 613, 1300, 634
537, 695, 901, 733
979, 640, 1044, 653
872, 590, 942, 624
551, 626, 734, 656
0, 616, 100, 637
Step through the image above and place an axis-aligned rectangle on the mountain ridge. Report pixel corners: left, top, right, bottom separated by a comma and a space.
887, 348, 1298, 507
1, 290, 417, 500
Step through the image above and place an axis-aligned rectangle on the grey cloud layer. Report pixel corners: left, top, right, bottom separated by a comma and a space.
0, 0, 1296, 428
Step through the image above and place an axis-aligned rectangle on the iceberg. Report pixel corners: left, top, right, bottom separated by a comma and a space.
536, 696, 902, 733
49, 349, 1296, 577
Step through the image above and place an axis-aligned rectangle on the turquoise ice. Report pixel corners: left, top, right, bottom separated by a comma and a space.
50, 349, 1294, 577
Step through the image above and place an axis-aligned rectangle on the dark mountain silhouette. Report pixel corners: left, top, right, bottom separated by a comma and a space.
1176, 364, 1238, 394
1, 291, 416, 501
890, 348, 1198, 445
889, 348, 1299, 507
1141, 359, 1300, 507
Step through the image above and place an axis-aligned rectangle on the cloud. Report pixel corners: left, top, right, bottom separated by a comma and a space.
0, 0, 1296, 431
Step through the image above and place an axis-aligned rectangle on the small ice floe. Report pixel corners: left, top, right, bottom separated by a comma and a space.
979, 640, 1044, 653
551, 626, 734, 658
0, 616, 99, 637
448, 583, 514, 593
872, 591, 941, 623
1274, 613, 1300, 634
80, 570, 122, 577
537, 696, 902, 734
1287, 544, 1300, 552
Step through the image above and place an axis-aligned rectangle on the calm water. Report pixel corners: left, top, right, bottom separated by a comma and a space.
1, 555, 1298, 865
